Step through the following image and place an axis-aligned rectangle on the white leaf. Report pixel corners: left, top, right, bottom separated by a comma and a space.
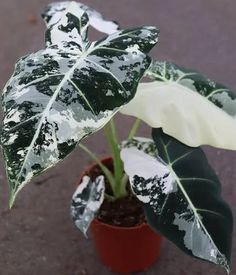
121, 81, 236, 150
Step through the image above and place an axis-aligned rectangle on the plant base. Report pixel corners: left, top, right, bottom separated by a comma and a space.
80, 157, 162, 273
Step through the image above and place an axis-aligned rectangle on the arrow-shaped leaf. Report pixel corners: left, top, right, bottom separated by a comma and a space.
1, 2, 159, 206
120, 60, 236, 150
120, 131, 233, 273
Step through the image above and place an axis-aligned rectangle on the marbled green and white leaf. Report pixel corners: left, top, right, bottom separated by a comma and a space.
1, 2, 159, 206
42, 1, 120, 34
121, 129, 233, 273
120, 60, 236, 150
71, 175, 105, 236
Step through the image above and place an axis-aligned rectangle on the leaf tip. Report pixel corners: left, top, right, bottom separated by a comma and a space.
224, 262, 230, 274
9, 189, 18, 209
9, 197, 15, 209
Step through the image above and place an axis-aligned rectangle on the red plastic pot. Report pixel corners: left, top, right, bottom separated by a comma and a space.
91, 219, 162, 273
79, 157, 162, 273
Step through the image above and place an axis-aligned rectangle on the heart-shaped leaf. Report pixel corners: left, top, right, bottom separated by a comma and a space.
120, 131, 233, 273
71, 175, 105, 236
120, 60, 236, 150
1, 2, 159, 206
42, 1, 120, 34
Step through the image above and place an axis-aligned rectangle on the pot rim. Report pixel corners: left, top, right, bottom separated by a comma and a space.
92, 217, 148, 231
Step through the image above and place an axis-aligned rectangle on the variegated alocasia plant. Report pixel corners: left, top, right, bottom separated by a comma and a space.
1, 1, 234, 274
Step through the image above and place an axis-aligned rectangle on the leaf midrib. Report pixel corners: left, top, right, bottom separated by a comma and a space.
159, 136, 226, 264
14, 55, 86, 190
85, 57, 126, 93
12, 39, 132, 191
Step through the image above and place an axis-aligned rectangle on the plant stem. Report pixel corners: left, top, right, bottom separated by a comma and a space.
120, 118, 142, 191
127, 118, 141, 140
78, 143, 117, 196
121, 174, 129, 191
104, 118, 126, 197
105, 193, 116, 202
80, 118, 142, 200
110, 119, 124, 181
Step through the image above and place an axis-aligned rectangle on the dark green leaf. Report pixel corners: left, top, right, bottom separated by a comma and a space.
121, 130, 233, 273
148, 129, 233, 272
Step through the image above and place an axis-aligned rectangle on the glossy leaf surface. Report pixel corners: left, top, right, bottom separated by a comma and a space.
42, 1, 120, 34
71, 175, 105, 236
120, 61, 236, 150
1, 1, 159, 205
121, 130, 233, 272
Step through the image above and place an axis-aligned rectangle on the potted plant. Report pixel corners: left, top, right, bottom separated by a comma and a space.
1, 1, 234, 274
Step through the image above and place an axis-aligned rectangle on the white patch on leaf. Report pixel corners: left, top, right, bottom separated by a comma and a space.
5, 133, 18, 146
121, 147, 175, 204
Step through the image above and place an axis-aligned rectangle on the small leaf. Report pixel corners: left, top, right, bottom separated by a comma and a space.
120, 131, 233, 273
120, 60, 236, 150
71, 175, 105, 236
1, 2, 159, 206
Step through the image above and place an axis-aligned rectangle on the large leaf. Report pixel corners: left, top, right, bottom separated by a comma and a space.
42, 1, 120, 34
120, 60, 236, 150
71, 175, 105, 236
120, 130, 233, 273
1, 1, 159, 206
